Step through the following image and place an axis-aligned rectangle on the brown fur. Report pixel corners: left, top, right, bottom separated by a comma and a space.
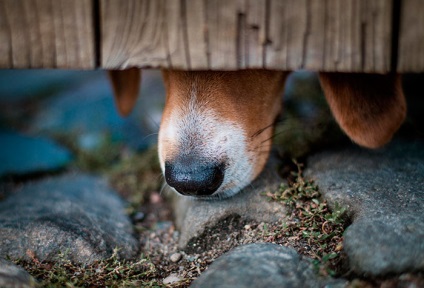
109, 69, 407, 195
108, 68, 141, 116
319, 73, 406, 148
161, 69, 288, 178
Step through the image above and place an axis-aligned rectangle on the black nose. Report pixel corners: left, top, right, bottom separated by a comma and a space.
165, 159, 225, 196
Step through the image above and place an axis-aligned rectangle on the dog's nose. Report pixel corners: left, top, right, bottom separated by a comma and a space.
165, 159, 225, 196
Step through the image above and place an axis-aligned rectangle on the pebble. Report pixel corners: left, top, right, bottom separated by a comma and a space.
170, 252, 182, 263
133, 212, 145, 222
163, 273, 182, 285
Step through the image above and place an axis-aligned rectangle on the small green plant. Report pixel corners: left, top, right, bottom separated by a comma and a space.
269, 160, 320, 207
312, 252, 339, 277
265, 160, 348, 276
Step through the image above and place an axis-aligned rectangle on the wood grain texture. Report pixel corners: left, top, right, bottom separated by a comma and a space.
205, 0, 238, 69
238, 0, 267, 68
398, 0, 424, 72
265, 0, 393, 72
101, 0, 268, 70
184, 0, 209, 69
3, 0, 423, 72
101, 0, 393, 72
266, 0, 307, 70
101, 0, 171, 69
0, 0, 94, 69
166, 0, 189, 69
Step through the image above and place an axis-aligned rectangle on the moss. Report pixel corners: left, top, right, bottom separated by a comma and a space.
264, 160, 349, 277
14, 249, 163, 288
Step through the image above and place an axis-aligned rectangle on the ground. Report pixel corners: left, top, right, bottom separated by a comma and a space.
1, 70, 423, 287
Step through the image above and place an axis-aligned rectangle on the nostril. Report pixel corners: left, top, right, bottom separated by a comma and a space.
165, 160, 225, 196
204, 164, 224, 194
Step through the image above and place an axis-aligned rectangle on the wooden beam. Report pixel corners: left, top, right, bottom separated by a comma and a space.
265, 0, 393, 72
3, 0, 424, 72
101, 0, 170, 69
398, 0, 424, 72
101, 0, 393, 72
0, 0, 95, 69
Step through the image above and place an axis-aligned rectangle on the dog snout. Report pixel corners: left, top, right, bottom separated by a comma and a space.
165, 158, 225, 196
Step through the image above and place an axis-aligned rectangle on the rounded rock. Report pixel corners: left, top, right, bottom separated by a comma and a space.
170, 252, 182, 263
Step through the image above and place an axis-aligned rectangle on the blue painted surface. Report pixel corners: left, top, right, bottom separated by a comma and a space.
0, 130, 72, 177
0, 70, 100, 103
0, 70, 165, 156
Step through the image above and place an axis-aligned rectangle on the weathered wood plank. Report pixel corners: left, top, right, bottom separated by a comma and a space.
398, 0, 424, 72
265, 0, 306, 70
184, 0, 209, 69
0, 0, 94, 69
165, 0, 189, 69
101, 0, 270, 70
4, 0, 423, 72
265, 0, 392, 72
239, 0, 267, 68
362, 0, 393, 72
101, 0, 238, 70
102, 0, 393, 72
101, 0, 171, 69
205, 0, 238, 69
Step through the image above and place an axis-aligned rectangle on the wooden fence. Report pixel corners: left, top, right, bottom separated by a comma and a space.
1, 0, 423, 72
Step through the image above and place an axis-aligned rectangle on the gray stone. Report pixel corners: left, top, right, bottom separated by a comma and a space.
190, 243, 347, 288
29, 70, 164, 151
168, 155, 289, 248
0, 130, 72, 177
0, 174, 138, 264
0, 258, 36, 288
305, 140, 424, 275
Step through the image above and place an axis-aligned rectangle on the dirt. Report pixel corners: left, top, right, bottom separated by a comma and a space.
119, 154, 424, 288
126, 178, 343, 287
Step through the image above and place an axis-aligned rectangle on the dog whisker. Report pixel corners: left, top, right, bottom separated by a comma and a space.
251, 122, 275, 138
265, 120, 325, 143
141, 132, 159, 142
159, 182, 169, 196
252, 125, 299, 145
144, 111, 162, 130
248, 145, 271, 154
259, 135, 276, 145
110, 69, 405, 200
156, 173, 165, 183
